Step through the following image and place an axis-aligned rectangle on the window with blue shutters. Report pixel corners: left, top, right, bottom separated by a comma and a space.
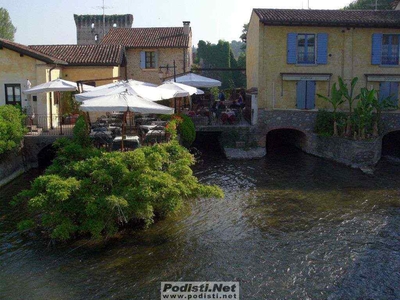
372, 33, 400, 66
379, 82, 399, 107
382, 35, 399, 65
296, 80, 316, 109
287, 33, 328, 65
140, 51, 158, 69
297, 34, 315, 64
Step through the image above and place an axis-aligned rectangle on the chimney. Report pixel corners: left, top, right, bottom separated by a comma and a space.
183, 21, 190, 35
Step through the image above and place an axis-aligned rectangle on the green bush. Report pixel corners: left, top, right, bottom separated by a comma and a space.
177, 114, 196, 148
13, 140, 223, 241
314, 110, 347, 136
0, 105, 27, 154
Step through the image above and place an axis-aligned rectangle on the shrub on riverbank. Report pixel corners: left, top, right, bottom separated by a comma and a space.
0, 105, 26, 155
13, 136, 223, 241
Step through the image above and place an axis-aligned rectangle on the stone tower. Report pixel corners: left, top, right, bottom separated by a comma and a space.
74, 14, 133, 45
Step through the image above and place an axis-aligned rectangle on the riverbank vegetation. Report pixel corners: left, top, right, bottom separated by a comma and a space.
0, 105, 26, 155
13, 116, 223, 241
316, 77, 398, 139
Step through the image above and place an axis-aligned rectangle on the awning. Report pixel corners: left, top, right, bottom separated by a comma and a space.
365, 74, 400, 83
280, 73, 332, 96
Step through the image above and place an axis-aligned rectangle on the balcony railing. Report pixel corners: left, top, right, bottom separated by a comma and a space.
24, 114, 78, 136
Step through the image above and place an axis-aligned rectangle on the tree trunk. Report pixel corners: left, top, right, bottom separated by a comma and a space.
345, 116, 352, 136
333, 120, 338, 136
373, 121, 379, 137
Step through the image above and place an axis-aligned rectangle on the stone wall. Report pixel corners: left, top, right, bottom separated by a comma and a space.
307, 135, 382, 168
0, 149, 26, 187
382, 113, 400, 135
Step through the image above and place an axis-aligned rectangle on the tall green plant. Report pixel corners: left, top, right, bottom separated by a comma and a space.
317, 83, 345, 136
338, 77, 360, 136
354, 88, 375, 139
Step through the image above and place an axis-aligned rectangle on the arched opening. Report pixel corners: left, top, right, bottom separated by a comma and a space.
37, 144, 57, 169
266, 129, 307, 154
191, 132, 224, 158
382, 130, 400, 160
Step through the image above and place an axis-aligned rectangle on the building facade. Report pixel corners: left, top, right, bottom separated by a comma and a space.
247, 9, 400, 112
101, 21, 193, 85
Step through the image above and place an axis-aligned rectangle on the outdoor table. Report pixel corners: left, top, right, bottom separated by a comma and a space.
139, 124, 158, 134
143, 128, 166, 144
221, 110, 236, 124
90, 130, 114, 149
112, 135, 140, 151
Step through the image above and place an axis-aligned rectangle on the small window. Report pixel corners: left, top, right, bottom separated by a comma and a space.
5, 84, 21, 105
382, 34, 399, 65
145, 51, 156, 69
297, 34, 315, 64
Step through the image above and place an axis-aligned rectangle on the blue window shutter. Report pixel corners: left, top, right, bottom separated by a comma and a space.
379, 82, 390, 102
390, 82, 399, 106
296, 81, 306, 109
287, 33, 297, 64
371, 33, 382, 65
140, 51, 146, 68
317, 33, 328, 65
306, 81, 316, 109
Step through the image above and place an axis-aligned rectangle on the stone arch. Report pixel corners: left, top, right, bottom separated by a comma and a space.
382, 129, 400, 159
37, 144, 57, 168
23, 136, 61, 168
266, 127, 309, 152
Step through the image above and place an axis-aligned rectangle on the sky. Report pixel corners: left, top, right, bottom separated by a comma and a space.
1, 0, 354, 47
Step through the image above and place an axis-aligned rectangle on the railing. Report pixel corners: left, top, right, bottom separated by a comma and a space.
187, 108, 251, 127
24, 114, 78, 136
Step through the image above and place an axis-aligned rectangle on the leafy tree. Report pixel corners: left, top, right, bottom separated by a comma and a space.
196, 40, 245, 89
0, 8, 17, 41
343, 0, 393, 10
240, 23, 248, 51
230, 40, 245, 59
177, 114, 196, 148
0, 105, 26, 154
13, 121, 223, 241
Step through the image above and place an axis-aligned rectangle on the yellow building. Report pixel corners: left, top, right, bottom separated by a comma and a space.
0, 38, 67, 120
247, 9, 400, 113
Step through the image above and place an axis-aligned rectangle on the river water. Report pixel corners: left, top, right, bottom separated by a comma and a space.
0, 146, 399, 299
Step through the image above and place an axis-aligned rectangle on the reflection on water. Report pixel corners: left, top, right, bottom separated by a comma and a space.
0, 148, 399, 299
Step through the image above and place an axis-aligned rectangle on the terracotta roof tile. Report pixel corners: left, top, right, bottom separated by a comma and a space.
29, 44, 125, 66
0, 38, 67, 64
254, 9, 400, 28
101, 27, 190, 48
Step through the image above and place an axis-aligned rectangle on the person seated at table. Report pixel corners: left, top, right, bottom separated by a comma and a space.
238, 92, 245, 107
196, 105, 204, 115
217, 101, 226, 110
230, 100, 240, 109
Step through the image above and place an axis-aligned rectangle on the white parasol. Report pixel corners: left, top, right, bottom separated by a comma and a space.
173, 73, 221, 88
23, 78, 94, 95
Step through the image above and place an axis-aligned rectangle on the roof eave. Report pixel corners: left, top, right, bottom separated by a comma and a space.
260, 20, 400, 28
0, 41, 68, 65
65, 63, 122, 67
